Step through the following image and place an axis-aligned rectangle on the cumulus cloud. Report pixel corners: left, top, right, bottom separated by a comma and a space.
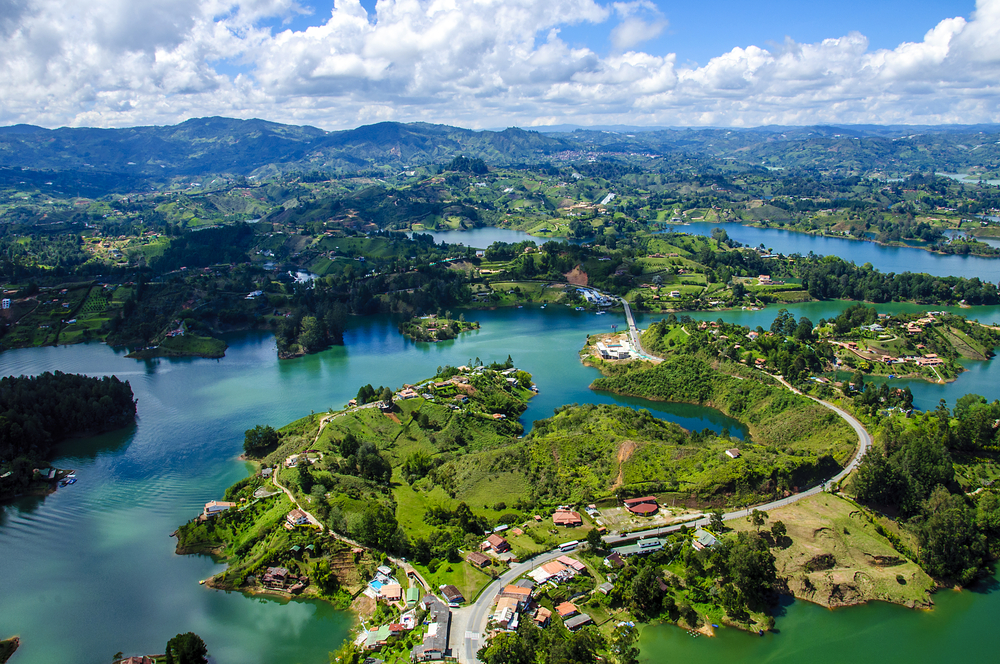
0, 0, 998, 129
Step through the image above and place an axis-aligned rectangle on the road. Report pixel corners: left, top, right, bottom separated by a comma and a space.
619, 297, 659, 361
453, 548, 570, 663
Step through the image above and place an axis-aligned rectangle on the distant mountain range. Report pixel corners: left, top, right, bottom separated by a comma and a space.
1, 117, 999, 178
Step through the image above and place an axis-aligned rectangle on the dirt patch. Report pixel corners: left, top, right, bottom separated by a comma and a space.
612, 440, 638, 490
351, 593, 377, 618
565, 266, 588, 286
384, 412, 401, 424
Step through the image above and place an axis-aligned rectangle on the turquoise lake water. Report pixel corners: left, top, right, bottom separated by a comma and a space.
4, 222, 1000, 662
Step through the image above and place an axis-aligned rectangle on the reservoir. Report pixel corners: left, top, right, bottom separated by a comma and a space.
3, 308, 1000, 661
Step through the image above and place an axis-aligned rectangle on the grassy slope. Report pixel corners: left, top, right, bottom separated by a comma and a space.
730, 493, 934, 608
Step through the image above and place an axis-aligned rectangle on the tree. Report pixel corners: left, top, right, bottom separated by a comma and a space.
770, 520, 787, 545
243, 424, 278, 457
709, 510, 725, 533
586, 527, 603, 551
917, 485, 986, 584
726, 531, 777, 608
164, 632, 208, 664
608, 623, 639, 664
298, 315, 326, 352
750, 508, 769, 532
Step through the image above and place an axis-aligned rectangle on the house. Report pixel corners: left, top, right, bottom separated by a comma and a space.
381, 583, 402, 602
440, 585, 465, 606
467, 551, 492, 569
597, 582, 614, 595
411, 595, 451, 661
555, 601, 578, 618
529, 559, 571, 584
365, 624, 391, 650
494, 596, 521, 629
476, 250, 485, 258
623, 496, 659, 516
118, 657, 155, 664
758, 275, 772, 284
203, 500, 237, 517
725, 448, 741, 459
388, 623, 406, 636
553, 508, 583, 527
612, 538, 664, 557
406, 586, 421, 608
693, 528, 720, 551
603, 552, 626, 568
397, 388, 419, 400
1, 298, 10, 309
533, 606, 552, 627
498, 584, 532, 607
286, 509, 310, 526
557, 556, 586, 573
564, 614, 593, 631
483, 533, 511, 553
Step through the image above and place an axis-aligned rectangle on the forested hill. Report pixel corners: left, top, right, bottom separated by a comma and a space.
0, 119, 575, 177
2, 117, 1000, 178
0, 371, 137, 496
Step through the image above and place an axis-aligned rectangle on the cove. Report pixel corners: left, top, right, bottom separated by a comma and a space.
2, 304, 999, 663
677, 221, 1000, 282
638, 575, 1000, 664
0, 308, 739, 664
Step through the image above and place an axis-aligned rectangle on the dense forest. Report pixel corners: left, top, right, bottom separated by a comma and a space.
851, 398, 1000, 584
0, 371, 137, 496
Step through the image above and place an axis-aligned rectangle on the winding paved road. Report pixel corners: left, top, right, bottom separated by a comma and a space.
449, 296, 875, 663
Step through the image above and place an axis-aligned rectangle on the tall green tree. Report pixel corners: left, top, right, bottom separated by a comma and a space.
164, 632, 208, 664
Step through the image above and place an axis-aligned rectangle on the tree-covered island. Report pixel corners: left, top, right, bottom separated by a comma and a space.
398, 313, 480, 343
0, 371, 137, 500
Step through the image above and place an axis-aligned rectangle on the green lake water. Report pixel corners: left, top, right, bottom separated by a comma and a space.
4, 242, 1000, 662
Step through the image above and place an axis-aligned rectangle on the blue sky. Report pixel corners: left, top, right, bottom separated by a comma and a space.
265, 0, 974, 64
0, 0, 996, 129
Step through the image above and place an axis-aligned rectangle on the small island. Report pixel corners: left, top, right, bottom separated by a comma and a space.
398, 313, 479, 342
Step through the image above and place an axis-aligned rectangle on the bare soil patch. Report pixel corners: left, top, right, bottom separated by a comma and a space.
565, 266, 588, 286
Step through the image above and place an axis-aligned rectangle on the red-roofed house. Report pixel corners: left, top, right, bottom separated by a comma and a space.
553, 508, 583, 527
483, 533, 511, 553
623, 496, 659, 515
555, 601, 578, 618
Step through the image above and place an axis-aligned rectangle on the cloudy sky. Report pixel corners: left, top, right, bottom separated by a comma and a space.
0, 0, 995, 130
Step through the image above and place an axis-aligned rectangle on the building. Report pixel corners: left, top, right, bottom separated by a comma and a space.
693, 528, 720, 551
467, 551, 492, 569
557, 555, 586, 573
497, 584, 532, 608
612, 538, 664, 557
533, 606, 552, 627
203, 500, 237, 517
117, 657, 155, 664
440, 585, 465, 606
564, 614, 593, 631
603, 552, 625, 568
1, 298, 10, 309
623, 496, 659, 516
758, 275, 772, 284
725, 448, 741, 459
597, 581, 614, 595
381, 583, 403, 602
365, 624, 391, 650
286, 509, 310, 526
555, 601, 578, 618
397, 388, 419, 400
552, 508, 583, 527
483, 533, 510, 553
406, 586, 421, 608
411, 595, 451, 661
494, 596, 521, 629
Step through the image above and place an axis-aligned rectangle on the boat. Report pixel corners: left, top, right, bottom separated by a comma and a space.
540, 304, 546, 309
575, 306, 585, 311
596, 311, 607, 315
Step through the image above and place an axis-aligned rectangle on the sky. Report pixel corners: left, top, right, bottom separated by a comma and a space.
0, 0, 995, 130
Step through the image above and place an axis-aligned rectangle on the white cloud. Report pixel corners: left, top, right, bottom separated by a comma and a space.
0, 0, 998, 129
